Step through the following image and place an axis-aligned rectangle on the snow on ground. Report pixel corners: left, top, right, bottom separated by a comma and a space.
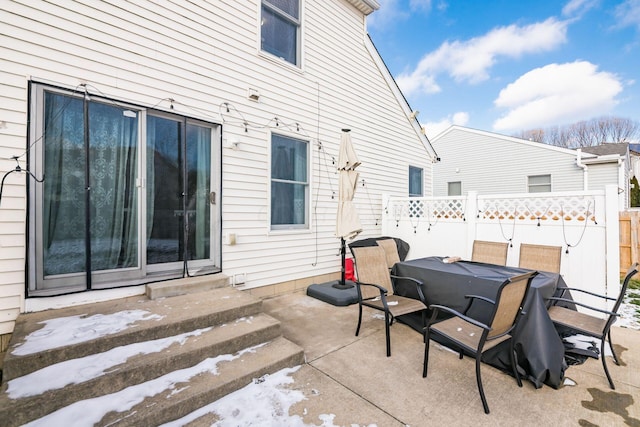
7, 327, 212, 398
159, 366, 377, 427
22, 344, 267, 427
11, 309, 164, 355
618, 299, 640, 330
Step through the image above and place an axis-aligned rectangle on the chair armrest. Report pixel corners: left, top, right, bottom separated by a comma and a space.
355, 280, 388, 296
548, 297, 619, 317
391, 275, 426, 304
556, 287, 616, 301
461, 294, 495, 314
428, 304, 491, 331
465, 294, 495, 305
355, 280, 394, 310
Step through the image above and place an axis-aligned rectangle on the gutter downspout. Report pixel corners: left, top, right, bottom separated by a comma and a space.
576, 148, 588, 190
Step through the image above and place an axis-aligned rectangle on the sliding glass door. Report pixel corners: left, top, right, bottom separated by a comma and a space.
29, 84, 220, 295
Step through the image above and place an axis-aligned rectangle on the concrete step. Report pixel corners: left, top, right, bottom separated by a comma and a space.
2, 287, 262, 381
0, 313, 285, 426
146, 273, 229, 299
96, 336, 305, 427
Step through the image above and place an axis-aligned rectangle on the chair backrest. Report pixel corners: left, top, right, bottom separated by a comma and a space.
611, 262, 639, 314
376, 239, 401, 269
471, 240, 509, 265
487, 271, 536, 339
351, 246, 394, 299
349, 237, 411, 261
518, 243, 562, 273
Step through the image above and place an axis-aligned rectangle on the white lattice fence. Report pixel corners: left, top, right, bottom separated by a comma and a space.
381, 187, 621, 313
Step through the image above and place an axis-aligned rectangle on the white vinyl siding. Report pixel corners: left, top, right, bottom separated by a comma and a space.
0, 0, 432, 327
431, 127, 585, 196
585, 163, 619, 191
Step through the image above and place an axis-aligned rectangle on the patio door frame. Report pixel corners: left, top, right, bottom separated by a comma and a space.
27, 82, 222, 297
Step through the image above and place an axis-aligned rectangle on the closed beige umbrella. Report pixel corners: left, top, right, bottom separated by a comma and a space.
334, 129, 362, 288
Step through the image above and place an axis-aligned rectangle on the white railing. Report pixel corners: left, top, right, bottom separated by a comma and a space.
381, 185, 621, 313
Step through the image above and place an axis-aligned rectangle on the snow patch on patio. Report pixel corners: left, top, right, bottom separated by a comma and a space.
7, 327, 212, 399
22, 343, 267, 427
12, 309, 164, 356
159, 366, 377, 427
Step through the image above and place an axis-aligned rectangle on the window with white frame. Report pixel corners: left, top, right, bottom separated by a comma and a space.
409, 166, 423, 197
528, 174, 551, 193
261, 0, 300, 66
271, 133, 309, 229
448, 181, 462, 196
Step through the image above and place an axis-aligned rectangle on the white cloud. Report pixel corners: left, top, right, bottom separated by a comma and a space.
492, 61, 623, 132
396, 18, 569, 96
562, 0, 599, 17
614, 0, 640, 30
423, 111, 469, 138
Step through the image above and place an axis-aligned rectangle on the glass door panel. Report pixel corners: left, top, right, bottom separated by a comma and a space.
42, 93, 86, 277
146, 116, 213, 268
41, 92, 140, 284
89, 102, 139, 272
186, 123, 211, 261
146, 115, 183, 264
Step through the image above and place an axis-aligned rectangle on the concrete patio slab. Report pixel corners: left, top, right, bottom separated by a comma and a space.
263, 290, 640, 426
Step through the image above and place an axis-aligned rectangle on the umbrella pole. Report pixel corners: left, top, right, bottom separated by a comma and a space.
332, 237, 353, 289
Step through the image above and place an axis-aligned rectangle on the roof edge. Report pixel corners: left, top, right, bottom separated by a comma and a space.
346, 0, 380, 15
364, 35, 439, 161
431, 125, 598, 158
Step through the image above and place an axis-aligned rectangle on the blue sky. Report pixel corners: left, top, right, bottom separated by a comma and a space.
367, 0, 640, 139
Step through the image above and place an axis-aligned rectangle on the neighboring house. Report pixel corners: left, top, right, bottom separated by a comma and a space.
581, 142, 634, 209
0, 1, 437, 340
431, 125, 631, 209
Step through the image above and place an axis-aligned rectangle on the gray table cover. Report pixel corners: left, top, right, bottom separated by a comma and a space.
392, 256, 568, 389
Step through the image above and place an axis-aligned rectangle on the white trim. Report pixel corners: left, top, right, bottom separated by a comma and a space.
346, 0, 380, 15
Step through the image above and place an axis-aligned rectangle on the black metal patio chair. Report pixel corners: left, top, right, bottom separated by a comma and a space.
423, 271, 537, 414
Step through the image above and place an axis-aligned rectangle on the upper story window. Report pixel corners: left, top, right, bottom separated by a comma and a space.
271, 133, 309, 229
409, 166, 423, 197
528, 174, 551, 193
261, 0, 301, 66
448, 181, 462, 196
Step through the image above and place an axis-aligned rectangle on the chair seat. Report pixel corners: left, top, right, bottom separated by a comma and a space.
431, 316, 511, 353
548, 305, 608, 337
363, 296, 427, 317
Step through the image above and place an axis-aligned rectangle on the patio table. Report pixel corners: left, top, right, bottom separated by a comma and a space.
392, 256, 569, 389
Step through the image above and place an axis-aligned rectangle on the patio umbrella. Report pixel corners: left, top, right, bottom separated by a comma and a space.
334, 129, 362, 289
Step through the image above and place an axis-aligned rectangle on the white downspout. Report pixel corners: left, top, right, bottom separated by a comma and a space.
576, 148, 588, 190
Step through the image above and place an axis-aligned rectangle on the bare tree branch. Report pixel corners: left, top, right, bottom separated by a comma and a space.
514, 116, 640, 147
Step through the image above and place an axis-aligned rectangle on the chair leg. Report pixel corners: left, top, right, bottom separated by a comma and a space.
607, 329, 620, 366
384, 310, 391, 357
423, 327, 430, 378
355, 303, 363, 337
509, 339, 523, 387
421, 310, 427, 343
601, 337, 615, 389
475, 353, 490, 414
